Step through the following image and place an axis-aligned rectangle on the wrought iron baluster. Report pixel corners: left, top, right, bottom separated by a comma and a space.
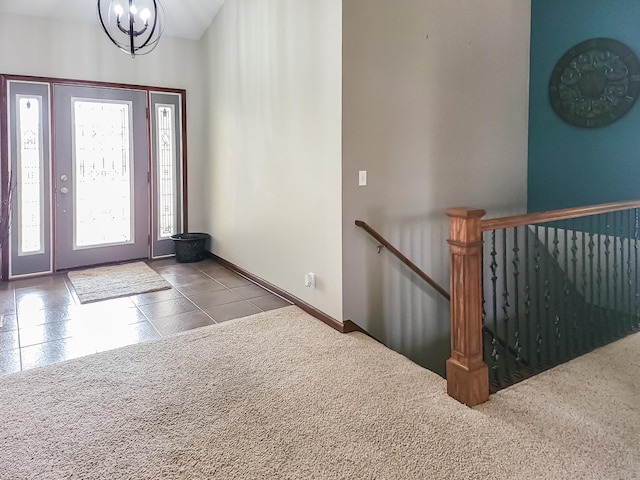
552, 228, 560, 261
512, 227, 522, 376
481, 239, 487, 359
570, 228, 579, 355
597, 215, 604, 344
618, 209, 627, 335
636, 209, 640, 329
627, 208, 633, 333
502, 229, 511, 384
524, 225, 531, 373
552, 227, 562, 360
562, 227, 570, 358
611, 212, 620, 338
581, 227, 588, 354
489, 230, 500, 387
544, 226, 551, 365
588, 225, 595, 348
604, 215, 612, 340
534, 225, 542, 366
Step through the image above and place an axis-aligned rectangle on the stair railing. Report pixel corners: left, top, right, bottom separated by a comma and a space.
355, 219, 523, 378
355, 220, 450, 301
446, 200, 640, 406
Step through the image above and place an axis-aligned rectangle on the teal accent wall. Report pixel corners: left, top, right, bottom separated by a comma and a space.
528, 0, 640, 212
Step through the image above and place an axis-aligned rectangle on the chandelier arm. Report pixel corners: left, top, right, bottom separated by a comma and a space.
116, 18, 130, 35
133, 24, 149, 37
97, 0, 125, 50
137, 0, 159, 50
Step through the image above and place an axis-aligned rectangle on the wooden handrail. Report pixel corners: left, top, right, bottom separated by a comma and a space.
355, 220, 450, 301
481, 199, 640, 232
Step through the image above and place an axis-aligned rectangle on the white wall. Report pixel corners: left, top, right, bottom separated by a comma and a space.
200, 0, 344, 320
342, 0, 531, 374
0, 13, 208, 230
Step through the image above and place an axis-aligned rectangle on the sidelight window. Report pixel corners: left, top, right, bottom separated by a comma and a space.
156, 104, 177, 239
17, 96, 44, 255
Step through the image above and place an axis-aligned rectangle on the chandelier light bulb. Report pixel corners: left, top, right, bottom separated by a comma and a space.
114, 4, 123, 16
140, 8, 151, 22
129, 4, 138, 15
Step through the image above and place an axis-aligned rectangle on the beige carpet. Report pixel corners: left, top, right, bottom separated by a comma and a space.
67, 261, 171, 303
0, 306, 638, 479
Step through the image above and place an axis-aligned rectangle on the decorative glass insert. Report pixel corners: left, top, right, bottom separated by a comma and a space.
156, 104, 177, 239
17, 96, 44, 255
73, 99, 134, 248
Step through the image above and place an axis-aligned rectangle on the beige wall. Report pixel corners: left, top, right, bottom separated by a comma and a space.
200, 0, 344, 320
0, 13, 208, 230
342, 0, 531, 374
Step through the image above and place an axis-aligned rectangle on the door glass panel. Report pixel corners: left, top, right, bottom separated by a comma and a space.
156, 104, 177, 239
17, 96, 44, 255
72, 99, 134, 248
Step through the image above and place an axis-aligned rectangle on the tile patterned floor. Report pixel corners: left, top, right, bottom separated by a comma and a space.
0, 258, 292, 375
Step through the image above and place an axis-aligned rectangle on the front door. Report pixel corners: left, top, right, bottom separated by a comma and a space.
53, 85, 149, 270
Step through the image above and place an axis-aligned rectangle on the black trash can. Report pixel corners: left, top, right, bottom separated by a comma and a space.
171, 233, 210, 263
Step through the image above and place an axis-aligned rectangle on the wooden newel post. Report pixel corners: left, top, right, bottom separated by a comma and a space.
445, 207, 489, 407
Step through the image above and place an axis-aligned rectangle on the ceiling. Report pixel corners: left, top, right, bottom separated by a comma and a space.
0, 0, 226, 40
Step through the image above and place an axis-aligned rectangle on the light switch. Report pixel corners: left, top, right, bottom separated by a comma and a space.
358, 170, 367, 186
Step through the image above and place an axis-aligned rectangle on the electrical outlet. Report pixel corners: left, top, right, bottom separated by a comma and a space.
304, 272, 316, 288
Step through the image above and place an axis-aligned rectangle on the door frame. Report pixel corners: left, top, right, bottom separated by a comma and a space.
0, 74, 188, 280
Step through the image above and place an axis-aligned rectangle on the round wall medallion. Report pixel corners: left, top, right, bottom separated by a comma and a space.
549, 38, 640, 128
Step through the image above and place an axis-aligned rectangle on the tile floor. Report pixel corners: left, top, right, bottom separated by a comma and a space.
0, 257, 292, 375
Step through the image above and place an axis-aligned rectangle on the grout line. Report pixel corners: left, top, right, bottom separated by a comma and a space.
245, 299, 266, 313
143, 313, 163, 337
151, 271, 218, 327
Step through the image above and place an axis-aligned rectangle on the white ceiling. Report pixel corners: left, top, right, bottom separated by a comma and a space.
0, 0, 226, 40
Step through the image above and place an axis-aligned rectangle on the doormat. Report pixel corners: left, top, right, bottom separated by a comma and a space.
67, 262, 171, 304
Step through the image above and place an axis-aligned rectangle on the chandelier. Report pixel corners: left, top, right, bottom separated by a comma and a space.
97, 0, 165, 58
